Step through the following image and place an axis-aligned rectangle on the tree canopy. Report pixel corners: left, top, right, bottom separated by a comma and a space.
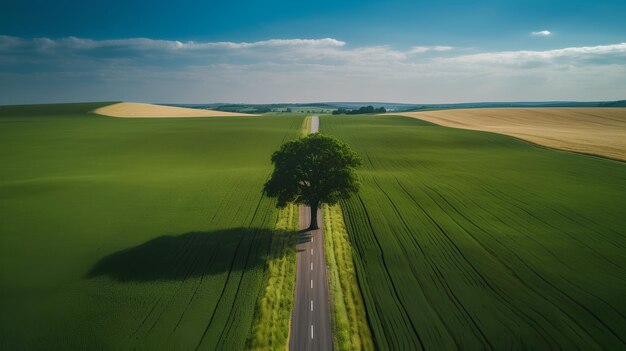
263, 133, 362, 229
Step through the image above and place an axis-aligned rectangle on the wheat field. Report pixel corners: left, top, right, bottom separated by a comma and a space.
395, 108, 626, 160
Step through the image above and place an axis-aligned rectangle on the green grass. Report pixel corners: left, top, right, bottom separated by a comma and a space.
301, 116, 312, 136
0, 104, 303, 349
321, 114, 626, 350
247, 204, 298, 350
323, 204, 374, 351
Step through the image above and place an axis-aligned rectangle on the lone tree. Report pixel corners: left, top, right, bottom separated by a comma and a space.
264, 133, 362, 230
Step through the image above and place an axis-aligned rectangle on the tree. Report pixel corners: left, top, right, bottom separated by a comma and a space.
263, 133, 362, 230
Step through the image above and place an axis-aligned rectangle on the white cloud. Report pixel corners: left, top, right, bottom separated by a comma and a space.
444, 42, 626, 65
408, 46, 454, 54
531, 30, 551, 37
1, 35, 625, 104
0, 36, 346, 51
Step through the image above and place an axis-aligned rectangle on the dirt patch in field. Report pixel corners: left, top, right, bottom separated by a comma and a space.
94, 102, 255, 118
394, 108, 626, 161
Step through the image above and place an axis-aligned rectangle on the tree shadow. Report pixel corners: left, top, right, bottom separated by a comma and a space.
85, 227, 292, 282
296, 231, 312, 244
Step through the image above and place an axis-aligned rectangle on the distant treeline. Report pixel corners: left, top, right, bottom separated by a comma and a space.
172, 99, 626, 114
332, 105, 387, 115
215, 104, 273, 113
213, 103, 337, 113
404, 100, 626, 112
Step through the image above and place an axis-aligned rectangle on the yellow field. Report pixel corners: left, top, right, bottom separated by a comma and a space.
394, 108, 626, 160
94, 102, 255, 118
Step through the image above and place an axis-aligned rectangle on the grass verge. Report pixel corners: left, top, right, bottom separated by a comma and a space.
324, 204, 375, 351
247, 204, 298, 350
301, 116, 312, 136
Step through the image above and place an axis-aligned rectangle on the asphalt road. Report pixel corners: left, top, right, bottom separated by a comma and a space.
289, 116, 333, 350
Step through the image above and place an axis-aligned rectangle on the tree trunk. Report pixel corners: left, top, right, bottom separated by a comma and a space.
308, 201, 319, 230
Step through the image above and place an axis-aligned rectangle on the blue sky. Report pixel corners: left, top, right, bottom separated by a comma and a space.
1, 0, 625, 103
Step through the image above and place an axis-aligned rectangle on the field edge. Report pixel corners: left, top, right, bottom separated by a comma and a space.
324, 203, 375, 351
390, 108, 626, 161
246, 204, 298, 350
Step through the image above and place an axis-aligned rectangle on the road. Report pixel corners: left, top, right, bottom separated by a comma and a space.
310, 114, 320, 133
289, 116, 333, 350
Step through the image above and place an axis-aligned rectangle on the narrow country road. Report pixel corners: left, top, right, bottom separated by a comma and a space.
310, 114, 320, 134
289, 116, 333, 350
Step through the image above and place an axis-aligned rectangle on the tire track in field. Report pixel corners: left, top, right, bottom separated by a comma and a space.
209, 176, 246, 223
483, 178, 625, 250
444, 181, 626, 314
476, 183, 623, 268
150, 221, 237, 335
354, 194, 426, 350
368, 175, 462, 349
416, 182, 604, 347
145, 240, 207, 334
169, 185, 244, 335
557, 273, 626, 320
195, 193, 267, 349
131, 221, 215, 339
408, 179, 613, 348
508, 247, 626, 346
392, 177, 566, 349
342, 194, 415, 349
170, 233, 226, 334
441, 182, 576, 269
216, 207, 273, 348
377, 176, 497, 350
359, 152, 428, 349
549, 205, 625, 249
146, 193, 248, 339
194, 234, 247, 348
388, 175, 545, 349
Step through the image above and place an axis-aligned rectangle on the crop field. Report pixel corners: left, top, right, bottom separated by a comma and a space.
321, 114, 626, 350
396, 108, 626, 161
0, 103, 302, 349
95, 102, 255, 118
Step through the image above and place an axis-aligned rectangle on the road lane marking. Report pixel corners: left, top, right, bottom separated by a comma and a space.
311, 262, 313, 271
311, 300, 313, 311
311, 248, 313, 255
311, 325, 314, 339
311, 279, 313, 288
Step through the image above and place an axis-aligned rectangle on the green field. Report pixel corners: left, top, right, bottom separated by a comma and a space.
321, 115, 626, 350
0, 104, 302, 349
